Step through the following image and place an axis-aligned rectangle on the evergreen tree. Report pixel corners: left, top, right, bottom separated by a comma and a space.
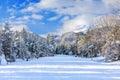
1, 23, 15, 62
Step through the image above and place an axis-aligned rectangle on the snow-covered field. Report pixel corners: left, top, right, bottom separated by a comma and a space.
0, 55, 120, 80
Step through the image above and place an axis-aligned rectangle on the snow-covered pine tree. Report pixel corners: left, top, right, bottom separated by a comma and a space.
0, 32, 7, 65
47, 34, 55, 55
27, 32, 38, 58
20, 28, 31, 61
1, 23, 15, 62
12, 31, 21, 59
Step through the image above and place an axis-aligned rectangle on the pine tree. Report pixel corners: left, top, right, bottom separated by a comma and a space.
1, 23, 15, 62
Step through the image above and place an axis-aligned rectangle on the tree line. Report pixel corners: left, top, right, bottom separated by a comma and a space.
0, 13, 120, 63
0, 23, 55, 63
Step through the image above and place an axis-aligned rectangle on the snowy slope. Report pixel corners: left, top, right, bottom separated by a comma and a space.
0, 55, 120, 80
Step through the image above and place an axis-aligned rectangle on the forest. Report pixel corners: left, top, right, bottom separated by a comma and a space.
0, 13, 120, 64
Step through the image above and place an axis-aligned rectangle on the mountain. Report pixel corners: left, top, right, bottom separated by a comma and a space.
54, 31, 85, 45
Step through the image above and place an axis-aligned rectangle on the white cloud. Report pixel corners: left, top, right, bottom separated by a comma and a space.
7, 8, 16, 16
9, 16, 16, 19
11, 24, 29, 32
16, 16, 30, 21
20, 0, 111, 34
9, 14, 43, 28
31, 14, 43, 20
13, 20, 28, 25
102, 0, 117, 5
16, 14, 43, 21
21, 0, 73, 13
48, 15, 61, 21
13, 16, 31, 26
102, 0, 120, 10
21, 0, 110, 15
8, 19, 31, 33
60, 16, 70, 22
19, 0, 113, 34
57, 15, 95, 34
23, 16, 30, 20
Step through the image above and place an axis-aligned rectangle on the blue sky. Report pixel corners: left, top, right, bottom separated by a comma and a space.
0, 0, 113, 35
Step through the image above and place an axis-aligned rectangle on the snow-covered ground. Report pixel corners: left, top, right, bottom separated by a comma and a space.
0, 55, 120, 80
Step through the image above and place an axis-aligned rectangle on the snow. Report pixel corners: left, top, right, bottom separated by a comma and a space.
0, 54, 7, 65
0, 55, 120, 80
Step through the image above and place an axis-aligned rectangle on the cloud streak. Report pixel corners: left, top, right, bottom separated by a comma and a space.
48, 15, 61, 21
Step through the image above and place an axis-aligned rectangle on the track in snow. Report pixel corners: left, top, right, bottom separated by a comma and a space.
0, 55, 120, 80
